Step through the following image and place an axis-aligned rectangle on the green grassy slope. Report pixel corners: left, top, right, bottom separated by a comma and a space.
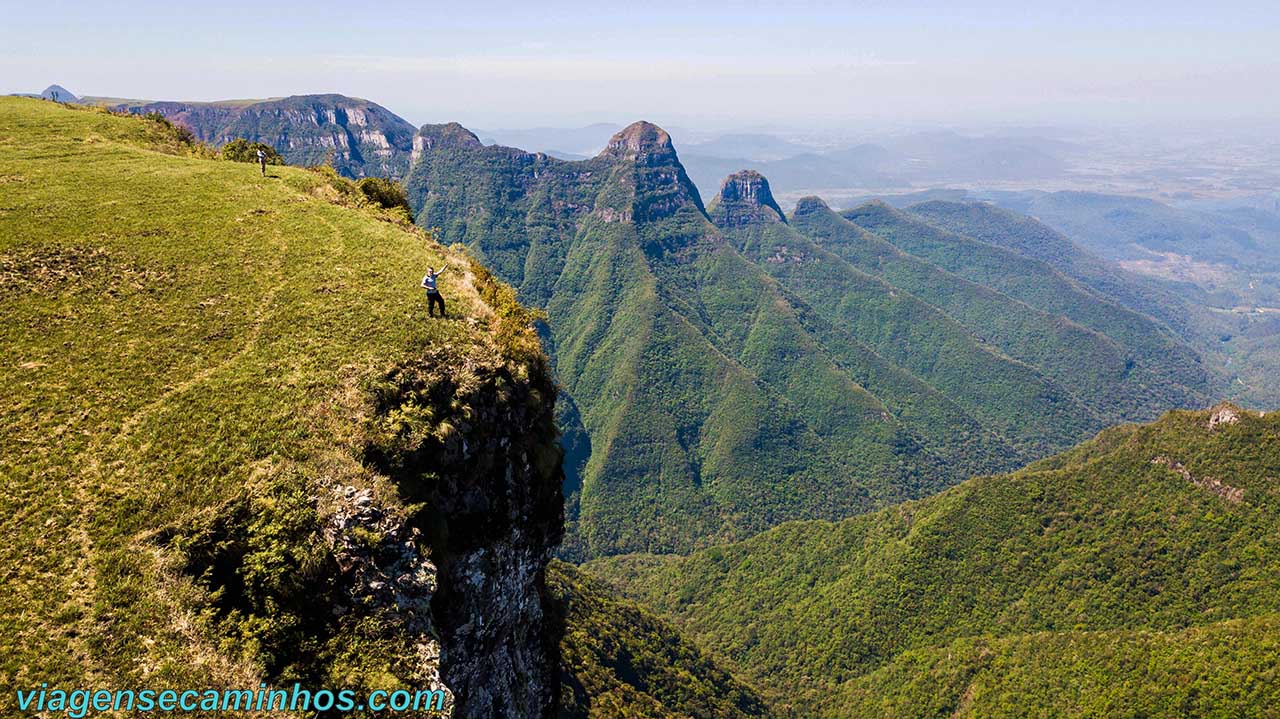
0, 96, 503, 699
589, 405, 1280, 717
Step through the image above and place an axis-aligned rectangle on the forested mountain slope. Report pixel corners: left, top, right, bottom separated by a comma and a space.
405, 126, 1220, 559
549, 561, 774, 719
904, 199, 1211, 338
407, 123, 967, 558
835, 199, 1213, 417
910, 199, 1280, 406
590, 404, 1280, 717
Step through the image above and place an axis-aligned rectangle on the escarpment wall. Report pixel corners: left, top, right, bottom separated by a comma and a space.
363, 345, 565, 719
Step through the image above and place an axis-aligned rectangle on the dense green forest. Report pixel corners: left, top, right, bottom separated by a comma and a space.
549, 562, 773, 719
904, 199, 1214, 340
589, 404, 1280, 717
909, 198, 1280, 407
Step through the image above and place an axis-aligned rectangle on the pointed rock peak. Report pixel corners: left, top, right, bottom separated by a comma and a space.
591, 120, 705, 223
600, 121, 675, 160
791, 195, 835, 219
718, 170, 776, 206
709, 170, 786, 227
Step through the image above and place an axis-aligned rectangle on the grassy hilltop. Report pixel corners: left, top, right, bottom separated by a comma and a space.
0, 95, 504, 696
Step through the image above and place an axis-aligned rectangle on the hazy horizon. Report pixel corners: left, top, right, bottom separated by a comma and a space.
4, 0, 1279, 133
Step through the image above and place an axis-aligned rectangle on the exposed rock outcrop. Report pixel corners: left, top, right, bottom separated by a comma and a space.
595, 121, 706, 223
708, 170, 786, 227
1208, 402, 1242, 429
363, 346, 565, 719
599, 121, 676, 162
117, 94, 417, 179
1151, 455, 1244, 503
325, 484, 454, 711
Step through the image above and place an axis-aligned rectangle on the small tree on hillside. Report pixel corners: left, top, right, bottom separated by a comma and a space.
356, 177, 414, 221
141, 111, 197, 146
222, 138, 284, 165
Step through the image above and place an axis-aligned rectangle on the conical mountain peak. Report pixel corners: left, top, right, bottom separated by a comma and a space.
600, 121, 676, 160
41, 85, 77, 103
791, 195, 835, 219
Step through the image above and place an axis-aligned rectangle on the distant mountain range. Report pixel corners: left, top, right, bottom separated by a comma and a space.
823, 189, 1280, 406
842, 188, 1280, 307
8, 87, 416, 179
680, 133, 819, 161
476, 124, 624, 159
678, 130, 1072, 199
402, 118, 1218, 559
46, 86, 1072, 192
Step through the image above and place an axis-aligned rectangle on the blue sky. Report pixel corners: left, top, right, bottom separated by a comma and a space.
3, 0, 1277, 130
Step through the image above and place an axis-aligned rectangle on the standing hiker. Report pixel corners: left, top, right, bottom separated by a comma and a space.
422, 266, 447, 318
256, 147, 267, 176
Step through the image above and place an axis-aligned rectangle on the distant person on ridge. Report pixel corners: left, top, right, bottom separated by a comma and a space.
256, 147, 266, 176
422, 266, 447, 318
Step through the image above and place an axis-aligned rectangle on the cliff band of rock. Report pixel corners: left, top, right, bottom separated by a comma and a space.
708, 170, 787, 227
362, 347, 565, 718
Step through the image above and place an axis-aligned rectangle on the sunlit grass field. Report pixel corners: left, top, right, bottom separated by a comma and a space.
0, 96, 489, 692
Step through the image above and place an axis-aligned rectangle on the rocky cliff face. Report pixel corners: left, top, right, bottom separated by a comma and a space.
363, 344, 565, 719
118, 94, 417, 179
707, 169, 786, 227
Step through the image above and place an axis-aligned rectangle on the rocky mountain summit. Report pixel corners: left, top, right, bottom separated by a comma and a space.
707, 170, 786, 227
